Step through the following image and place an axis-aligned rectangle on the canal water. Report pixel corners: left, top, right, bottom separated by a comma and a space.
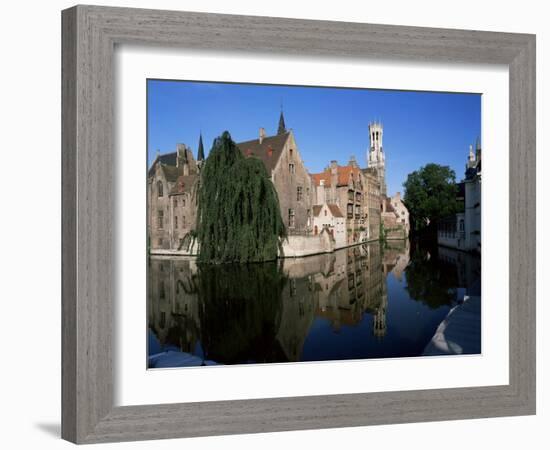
147, 241, 481, 368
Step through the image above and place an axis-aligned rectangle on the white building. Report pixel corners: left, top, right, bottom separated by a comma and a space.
464, 140, 481, 252
437, 139, 481, 253
312, 180, 347, 248
390, 192, 410, 236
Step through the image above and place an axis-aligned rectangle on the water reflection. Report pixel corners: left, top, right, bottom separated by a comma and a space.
147, 241, 481, 367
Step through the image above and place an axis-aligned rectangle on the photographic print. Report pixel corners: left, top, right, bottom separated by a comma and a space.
146, 80, 482, 369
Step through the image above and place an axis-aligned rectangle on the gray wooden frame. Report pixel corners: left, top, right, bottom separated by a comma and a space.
62, 4, 536, 444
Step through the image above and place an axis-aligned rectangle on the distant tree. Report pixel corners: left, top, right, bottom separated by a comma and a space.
196, 131, 286, 264
403, 163, 460, 236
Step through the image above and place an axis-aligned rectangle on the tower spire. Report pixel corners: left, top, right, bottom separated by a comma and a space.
277, 108, 287, 135
197, 132, 205, 161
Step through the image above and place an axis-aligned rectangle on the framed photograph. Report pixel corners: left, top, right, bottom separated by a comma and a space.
62, 5, 536, 444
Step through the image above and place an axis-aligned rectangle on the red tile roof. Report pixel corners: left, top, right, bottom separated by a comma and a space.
311, 165, 363, 188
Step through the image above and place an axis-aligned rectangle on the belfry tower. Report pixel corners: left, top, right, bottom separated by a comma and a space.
368, 121, 386, 196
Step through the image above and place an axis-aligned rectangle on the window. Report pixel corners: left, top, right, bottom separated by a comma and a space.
174, 198, 177, 208
288, 208, 295, 228
289, 163, 295, 174
157, 210, 164, 229
174, 215, 178, 229
297, 186, 303, 201
182, 216, 186, 227
157, 180, 163, 197
356, 192, 361, 203
347, 204, 353, 219
159, 280, 165, 299
289, 148, 294, 159
182, 195, 186, 207
348, 190, 354, 201
324, 209, 327, 217
158, 238, 163, 246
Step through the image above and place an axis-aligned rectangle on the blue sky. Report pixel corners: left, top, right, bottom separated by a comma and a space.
147, 80, 481, 195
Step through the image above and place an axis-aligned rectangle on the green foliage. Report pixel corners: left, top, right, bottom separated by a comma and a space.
404, 247, 458, 309
196, 131, 286, 264
196, 262, 287, 363
403, 163, 460, 233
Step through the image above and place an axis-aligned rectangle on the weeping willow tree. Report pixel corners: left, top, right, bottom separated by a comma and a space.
196, 131, 286, 264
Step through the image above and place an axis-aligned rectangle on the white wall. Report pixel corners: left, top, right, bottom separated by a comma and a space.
0, 1, 547, 449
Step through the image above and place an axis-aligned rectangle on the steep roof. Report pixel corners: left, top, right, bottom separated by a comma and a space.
158, 152, 177, 166
170, 174, 198, 195
311, 165, 363, 188
312, 204, 344, 218
236, 132, 290, 174
328, 204, 344, 217
160, 165, 182, 183
148, 152, 178, 177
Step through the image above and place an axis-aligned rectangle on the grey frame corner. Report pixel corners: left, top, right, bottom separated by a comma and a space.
62, 4, 536, 444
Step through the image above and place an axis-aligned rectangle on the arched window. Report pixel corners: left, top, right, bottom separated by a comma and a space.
157, 180, 163, 197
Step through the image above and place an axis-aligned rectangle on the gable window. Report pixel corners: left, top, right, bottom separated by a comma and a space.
157, 210, 164, 229
289, 163, 295, 174
157, 180, 164, 197
297, 186, 303, 201
288, 208, 295, 228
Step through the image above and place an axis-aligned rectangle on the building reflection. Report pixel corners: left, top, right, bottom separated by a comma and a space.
147, 240, 479, 366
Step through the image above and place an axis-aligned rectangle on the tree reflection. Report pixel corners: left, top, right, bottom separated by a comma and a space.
196, 262, 288, 364
404, 245, 458, 309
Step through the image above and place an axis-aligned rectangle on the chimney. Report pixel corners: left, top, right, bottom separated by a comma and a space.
317, 180, 326, 205
349, 155, 357, 167
259, 127, 266, 144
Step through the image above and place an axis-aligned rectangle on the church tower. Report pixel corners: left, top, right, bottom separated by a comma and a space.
368, 121, 386, 196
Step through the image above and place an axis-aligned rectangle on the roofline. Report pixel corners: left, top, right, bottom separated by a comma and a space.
264, 130, 293, 177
